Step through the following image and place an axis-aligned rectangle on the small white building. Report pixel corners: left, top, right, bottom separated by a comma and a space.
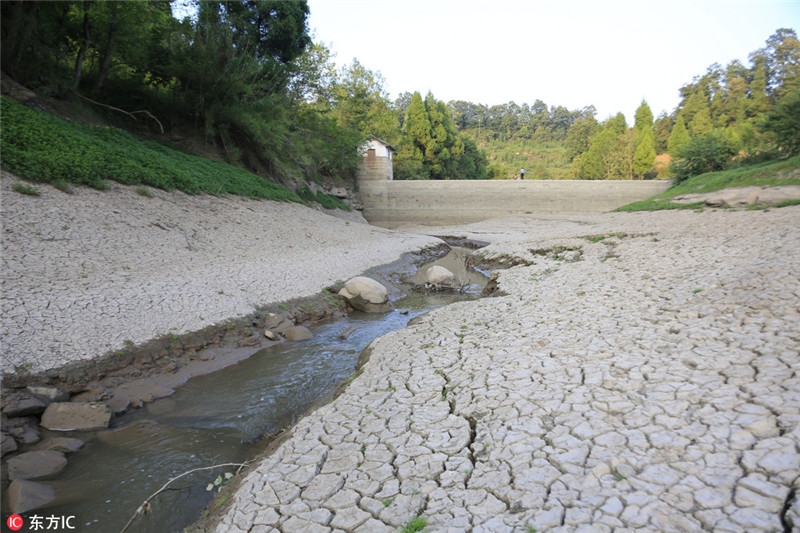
357, 135, 395, 181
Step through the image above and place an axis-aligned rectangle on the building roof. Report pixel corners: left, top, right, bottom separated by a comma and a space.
364, 134, 396, 152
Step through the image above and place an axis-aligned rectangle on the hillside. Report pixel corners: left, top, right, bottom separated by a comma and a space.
0, 95, 351, 210
617, 155, 800, 211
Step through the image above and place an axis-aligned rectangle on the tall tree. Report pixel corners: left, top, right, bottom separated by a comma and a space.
632, 100, 656, 177
667, 115, 690, 157
759, 89, 800, 156
394, 91, 431, 180
330, 59, 397, 142
752, 28, 800, 100
654, 112, 673, 154
572, 112, 630, 179
564, 115, 598, 163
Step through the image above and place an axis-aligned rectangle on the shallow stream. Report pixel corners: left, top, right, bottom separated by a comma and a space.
30, 248, 488, 532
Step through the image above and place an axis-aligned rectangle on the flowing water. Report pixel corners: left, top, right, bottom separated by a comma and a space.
27, 248, 487, 533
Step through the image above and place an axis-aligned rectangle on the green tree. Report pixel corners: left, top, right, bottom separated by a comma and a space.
633, 129, 656, 178
632, 100, 656, 177
330, 59, 397, 142
395, 91, 431, 180
425, 92, 464, 179
752, 28, 800, 101
572, 113, 629, 179
170, 1, 311, 170
667, 115, 690, 157
759, 90, 800, 156
564, 115, 598, 162
654, 112, 673, 154
689, 107, 713, 136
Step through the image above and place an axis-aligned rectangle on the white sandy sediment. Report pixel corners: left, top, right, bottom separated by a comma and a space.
0, 174, 439, 374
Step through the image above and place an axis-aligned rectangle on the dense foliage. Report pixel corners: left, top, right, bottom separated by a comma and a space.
0, 95, 302, 201
670, 131, 738, 185
0, 0, 364, 187
1, 0, 798, 187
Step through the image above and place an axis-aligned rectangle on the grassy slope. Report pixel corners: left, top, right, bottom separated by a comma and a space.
0, 96, 349, 209
616, 155, 800, 211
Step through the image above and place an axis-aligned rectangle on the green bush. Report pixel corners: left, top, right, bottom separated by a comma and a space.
670, 131, 737, 185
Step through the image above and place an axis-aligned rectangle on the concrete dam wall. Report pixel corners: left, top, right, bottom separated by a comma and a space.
358, 179, 672, 228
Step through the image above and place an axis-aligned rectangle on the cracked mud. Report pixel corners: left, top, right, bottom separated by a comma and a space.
216, 208, 800, 533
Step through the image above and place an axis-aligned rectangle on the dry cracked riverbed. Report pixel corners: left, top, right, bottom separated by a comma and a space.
214, 207, 800, 533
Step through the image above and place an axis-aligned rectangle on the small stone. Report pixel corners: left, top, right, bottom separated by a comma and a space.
27, 386, 69, 402
285, 326, 313, 341
1, 430, 18, 453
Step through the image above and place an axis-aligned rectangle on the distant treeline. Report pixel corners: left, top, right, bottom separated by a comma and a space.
440, 28, 800, 180
1, 1, 798, 185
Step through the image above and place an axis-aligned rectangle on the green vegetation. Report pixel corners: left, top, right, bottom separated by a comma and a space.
11, 183, 41, 196
1, 0, 797, 193
616, 155, 800, 211
1, 96, 303, 201
446, 29, 799, 181
297, 185, 351, 211
0, 1, 360, 190
671, 131, 738, 185
400, 516, 427, 533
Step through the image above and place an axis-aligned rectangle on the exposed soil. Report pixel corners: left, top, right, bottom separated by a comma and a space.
1, 245, 451, 419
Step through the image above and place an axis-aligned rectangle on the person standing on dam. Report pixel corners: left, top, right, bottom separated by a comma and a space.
520, 167, 525, 180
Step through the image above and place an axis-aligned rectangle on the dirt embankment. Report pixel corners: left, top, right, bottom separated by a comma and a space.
0, 172, 443, 398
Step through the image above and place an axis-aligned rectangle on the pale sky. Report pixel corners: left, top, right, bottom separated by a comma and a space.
307, 0, 800, 123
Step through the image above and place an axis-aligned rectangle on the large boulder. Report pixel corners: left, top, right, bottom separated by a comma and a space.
40, 402, 112, 431
338, 277, 393, 313
425, 265, 460, 290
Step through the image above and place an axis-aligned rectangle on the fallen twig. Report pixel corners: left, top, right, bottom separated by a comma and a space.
73, 92, 165, 134
119, 461, 249, 533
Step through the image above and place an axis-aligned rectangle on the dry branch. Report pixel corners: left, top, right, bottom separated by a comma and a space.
119, 461, 249, 533
73, 92, 165, 134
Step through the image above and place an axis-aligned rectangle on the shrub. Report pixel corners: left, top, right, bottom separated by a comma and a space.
670, 131, 737, 185
12, 183, 41, 196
